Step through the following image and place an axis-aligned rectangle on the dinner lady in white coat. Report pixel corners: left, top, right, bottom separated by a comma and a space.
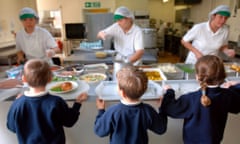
16, 7, 60, 64
97, 6, 144, 65
182, 5, 235, 64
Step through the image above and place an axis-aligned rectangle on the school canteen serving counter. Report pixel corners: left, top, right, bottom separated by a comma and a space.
1, 78, 240, 143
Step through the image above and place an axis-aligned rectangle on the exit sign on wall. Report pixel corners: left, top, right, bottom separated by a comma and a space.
85, 2, 101, 8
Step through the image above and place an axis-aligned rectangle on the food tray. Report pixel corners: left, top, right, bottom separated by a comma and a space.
95, 80, 163, 101
6, 65, 23, 79
78, 40, 103, 51
224, 62, 238, 77
152, 63, 184, 80
175, 63, 195, 80
141, 68, 167, 82
225, 76, 240, 82
162, 80, 199, 98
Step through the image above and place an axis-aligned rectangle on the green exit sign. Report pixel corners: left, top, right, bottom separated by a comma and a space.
85, 2, 101, 8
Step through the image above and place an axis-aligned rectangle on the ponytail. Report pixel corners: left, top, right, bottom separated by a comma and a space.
200, 81, 211, 107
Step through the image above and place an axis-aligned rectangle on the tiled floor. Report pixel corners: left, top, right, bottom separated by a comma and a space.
157, 52, 181, 63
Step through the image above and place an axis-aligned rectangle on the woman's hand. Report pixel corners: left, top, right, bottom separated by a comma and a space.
46, 49, 56, 58
97, 31, 106, 40
223, 48, 235, 57
181, 39, 203, 59
17, 51, 25, 64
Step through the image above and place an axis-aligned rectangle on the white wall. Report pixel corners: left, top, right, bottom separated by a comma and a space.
116, 0, 148, 11
37, 0, 116, 23
148, 0, 175, 24
0, 0, 36, 47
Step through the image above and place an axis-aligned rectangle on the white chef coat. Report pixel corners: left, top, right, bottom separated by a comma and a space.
101, 23, 144, 65
16, 26, 57, 63
183, 21, 229, 64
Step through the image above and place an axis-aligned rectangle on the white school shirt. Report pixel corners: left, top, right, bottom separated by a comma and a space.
16, 26, 57, 63
101, 23, 144, 65
183, 21, 229, 64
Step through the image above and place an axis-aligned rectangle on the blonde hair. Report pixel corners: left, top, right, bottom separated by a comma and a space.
195, 55, 226, 107
23, 59, 52, 87
116, 65, 148, 100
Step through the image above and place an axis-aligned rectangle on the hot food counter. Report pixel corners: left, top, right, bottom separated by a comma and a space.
1, 63, 240, 144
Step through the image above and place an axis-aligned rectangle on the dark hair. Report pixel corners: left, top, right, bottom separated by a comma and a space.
116, 65, 148, 100
24, 59, 52, 87
195, 55, 226, 107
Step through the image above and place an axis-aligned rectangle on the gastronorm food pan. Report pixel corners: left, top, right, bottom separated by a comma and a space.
224, 62, 238, 77
140, 68, 167, 82
152, 63, 184, 80
175, 63, 196, 80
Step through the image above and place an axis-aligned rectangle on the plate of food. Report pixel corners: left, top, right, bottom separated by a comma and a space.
48, 81, 78, 94
79, 73, 107, 84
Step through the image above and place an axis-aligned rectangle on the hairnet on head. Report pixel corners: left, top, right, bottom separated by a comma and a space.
19, 7, 39, 20
114, 6, 134, 21
208, 5, 231, 19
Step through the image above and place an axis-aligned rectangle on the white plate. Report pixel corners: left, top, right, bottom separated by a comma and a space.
46, 80, 90, 100
48, 81, 78, 94
95, 80, 163, 101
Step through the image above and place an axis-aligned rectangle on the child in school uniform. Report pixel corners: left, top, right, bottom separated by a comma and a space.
7, 59, 87, 144
94, 65, 167, 144
161, 55, 240, 144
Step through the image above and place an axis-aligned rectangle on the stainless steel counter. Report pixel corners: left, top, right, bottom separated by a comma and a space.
63, 49, 158, 65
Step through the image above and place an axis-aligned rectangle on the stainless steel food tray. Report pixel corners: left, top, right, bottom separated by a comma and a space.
224, 62, 238, 77
140, 67, 167, 82
152, 63, 184, 80
175, 63, 196, 80
95, 80, 163, 101
162, 79, 199, 98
